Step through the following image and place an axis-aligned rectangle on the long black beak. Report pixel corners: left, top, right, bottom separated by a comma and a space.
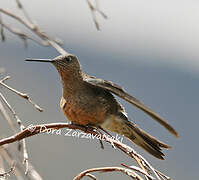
25, 58, 53, 63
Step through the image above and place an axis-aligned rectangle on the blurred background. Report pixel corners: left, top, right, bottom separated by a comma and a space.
0, 0, 199, 179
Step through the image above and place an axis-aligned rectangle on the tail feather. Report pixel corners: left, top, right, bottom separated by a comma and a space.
125, 122, 171, 160
101, 114, 171, 159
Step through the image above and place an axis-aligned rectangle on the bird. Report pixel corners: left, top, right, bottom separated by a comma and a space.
26, 54, 178, 160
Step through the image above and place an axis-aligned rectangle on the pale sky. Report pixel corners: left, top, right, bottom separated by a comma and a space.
1, 0, 199, 74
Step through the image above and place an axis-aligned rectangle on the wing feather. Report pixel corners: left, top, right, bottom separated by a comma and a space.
83, 74, 178, 137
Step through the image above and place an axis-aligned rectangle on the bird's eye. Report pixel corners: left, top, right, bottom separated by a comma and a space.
65, 56, 72, 62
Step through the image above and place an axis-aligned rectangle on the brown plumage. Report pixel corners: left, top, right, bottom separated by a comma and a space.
26, 54, 178, 159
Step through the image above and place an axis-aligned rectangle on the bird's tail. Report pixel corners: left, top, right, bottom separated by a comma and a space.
124, 121, 171, 159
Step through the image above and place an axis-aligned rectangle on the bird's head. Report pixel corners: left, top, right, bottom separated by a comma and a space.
51, 54, 80, 72
26, 54, 81, 79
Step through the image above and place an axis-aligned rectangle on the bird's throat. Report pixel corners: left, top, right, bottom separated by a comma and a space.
59, 70, 83, 97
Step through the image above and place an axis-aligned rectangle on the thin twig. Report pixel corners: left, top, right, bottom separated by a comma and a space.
121, 164, 154, 180
15, 0, 63, 46
86, 0, 107, 30
0, 92, 30, 174
155, 169, 171, 180
23, 139, 29, 175
0, 100, 16, 132
85, 173, 97, 180
0, 76, 10, 83
0, 8, 67, 55
0, 146, 43, 180
87, 0, 100, 30
0, 92, 25, 126
99, 139, 104, 149
0, 77, 43, 112
1, 22, 49, 46
15, 0, 33, 24
95, 0, 108, 19
135, 154, 162, 180
0, 76, 35, 175
0, 13, 5, 41
0, 147, 22, 179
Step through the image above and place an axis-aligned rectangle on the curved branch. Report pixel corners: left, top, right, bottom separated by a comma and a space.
0, 122, 171, 180
0, 123, 95, 146
73, 166, 143, 180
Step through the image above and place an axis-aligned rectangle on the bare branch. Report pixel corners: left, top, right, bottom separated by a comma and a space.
0, 92, 25, 127
0, 14, 5, 41
86, 0, 107, 30
0, 76, 10, 83
0, 123, 94, 146
0, 146, 43, 180
0, 92, 30, 174
0, 77, 43, 112
22, 139, 29, 175
84, 173, 97, 180
15, 0, 22, 9
73, 166, 143, 180
99, 139, 104, 149
154, 169, 171, 180
15, 0, 63, 46
121, 164, 154, 180
15, 0, 33, 25
0, 100, 16, 132
0, 8, 66, 55
0, 122, 171, 180
95, 0, 108, 19
0, 76, 41, 175
1, 22, 49, 46
0, 147, 22, 179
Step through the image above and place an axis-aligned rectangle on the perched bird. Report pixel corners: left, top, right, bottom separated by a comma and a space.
26, 54, 178, 159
